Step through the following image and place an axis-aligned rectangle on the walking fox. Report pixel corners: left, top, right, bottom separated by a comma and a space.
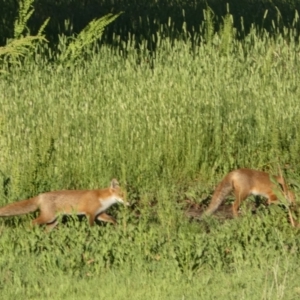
0, 179, 128, 230
203, 168, 295, 217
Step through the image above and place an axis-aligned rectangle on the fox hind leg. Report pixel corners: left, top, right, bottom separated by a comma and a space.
87, 213, 96, 226
32, 213, 56, 226
32, 212, 58, 231
45, 220, 58, 232
232, 189, 248, 217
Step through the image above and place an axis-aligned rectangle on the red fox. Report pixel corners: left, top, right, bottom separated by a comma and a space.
0, 179, 128, 230
203, 168, 295, 218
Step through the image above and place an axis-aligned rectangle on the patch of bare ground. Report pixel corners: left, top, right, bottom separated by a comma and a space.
184, 200, 234, 221
184, 197, 300, 228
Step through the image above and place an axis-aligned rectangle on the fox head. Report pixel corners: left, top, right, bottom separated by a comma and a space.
110, 179, 130, 206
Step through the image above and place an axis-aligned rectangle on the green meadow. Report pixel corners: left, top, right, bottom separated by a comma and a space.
1, 2, 300, 298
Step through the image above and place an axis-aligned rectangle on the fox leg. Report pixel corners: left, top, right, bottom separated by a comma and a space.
32, 213, 56, 226
232, 190, 248, 217
266, 193, 278, 205
32, 212, 58, 231
97, 212, 117, 225
45, 220, 58, 232
87, 214, 96, 226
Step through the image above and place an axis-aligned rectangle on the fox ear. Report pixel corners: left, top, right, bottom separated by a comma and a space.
111, 178, 120, 189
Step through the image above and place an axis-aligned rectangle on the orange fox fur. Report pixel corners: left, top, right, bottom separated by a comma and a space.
203, 168, 294, 217
0, 179, 128, 230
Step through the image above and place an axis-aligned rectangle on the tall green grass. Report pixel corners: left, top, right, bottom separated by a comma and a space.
1, 27, 300, 191
1, 16, 300, 298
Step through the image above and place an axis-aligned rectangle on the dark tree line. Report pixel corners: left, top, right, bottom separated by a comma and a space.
1, 0, 299, 47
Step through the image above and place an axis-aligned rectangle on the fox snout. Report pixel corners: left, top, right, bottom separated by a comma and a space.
116, 197, 130, 206
120, 198, 130, 206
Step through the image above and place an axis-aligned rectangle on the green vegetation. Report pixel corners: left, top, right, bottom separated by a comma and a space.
1, 1, 300, 299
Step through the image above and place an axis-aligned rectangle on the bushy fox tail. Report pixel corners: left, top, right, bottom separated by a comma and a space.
203, 174, 233, 217
0, 197, 39, 217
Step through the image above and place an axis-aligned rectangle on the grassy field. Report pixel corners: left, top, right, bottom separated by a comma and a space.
1, 17, 300, 298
